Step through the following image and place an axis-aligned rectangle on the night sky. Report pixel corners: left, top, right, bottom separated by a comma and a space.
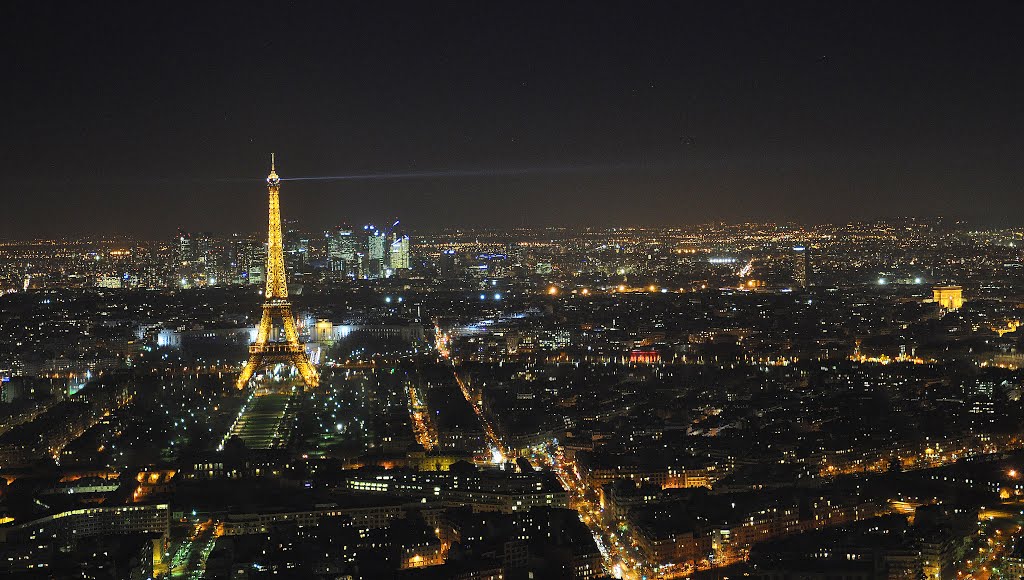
3, 2, 1022, 238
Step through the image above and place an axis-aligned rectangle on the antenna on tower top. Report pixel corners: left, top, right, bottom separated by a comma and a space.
267, 153, 281, 186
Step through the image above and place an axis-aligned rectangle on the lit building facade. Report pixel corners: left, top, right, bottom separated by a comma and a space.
389, 234, 411, 272
327, 227, 358, 276
366, 226, 387, 278
932, 286, 963, 310
793, 245, 811, 288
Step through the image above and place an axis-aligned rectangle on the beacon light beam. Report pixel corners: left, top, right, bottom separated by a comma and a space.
277, 162, 644, 182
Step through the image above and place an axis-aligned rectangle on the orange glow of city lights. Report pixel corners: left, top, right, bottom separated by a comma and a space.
1010, 469, 1018, 478
548, 286, 559, 295
581, 288, 589, 295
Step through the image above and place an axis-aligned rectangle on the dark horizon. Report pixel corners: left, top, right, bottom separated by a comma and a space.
3, 2, 1022, 238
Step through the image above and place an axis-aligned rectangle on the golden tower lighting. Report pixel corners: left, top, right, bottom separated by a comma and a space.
236, 154, 319, 389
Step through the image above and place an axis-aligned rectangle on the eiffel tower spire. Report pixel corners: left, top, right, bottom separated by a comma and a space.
264, 153, 287, 300
236, 155, 319, 389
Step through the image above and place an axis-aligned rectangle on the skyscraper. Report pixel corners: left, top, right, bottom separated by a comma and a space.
236, 237, 266, 285
176, 229, 193, 265
389, 234, 411, 273
439, 250, 459, 280
327, 227, 358, 276
793, 245, 811, 288
194, 232, 212, 266
283, 223, 309, 276
365, 225, 387, 279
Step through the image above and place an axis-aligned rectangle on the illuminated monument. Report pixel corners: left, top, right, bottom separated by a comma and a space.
236, 155, 319, 389
932, 285, 964, 311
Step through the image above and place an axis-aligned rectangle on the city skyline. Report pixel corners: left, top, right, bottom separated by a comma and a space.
3, 215, 1023, 578
4, 4, 1024, 579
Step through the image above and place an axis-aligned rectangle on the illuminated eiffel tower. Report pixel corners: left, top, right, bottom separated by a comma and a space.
236, 154, 319, 389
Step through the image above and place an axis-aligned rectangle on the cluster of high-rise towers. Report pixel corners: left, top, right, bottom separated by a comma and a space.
325, 222, 411, 279
174, 206, 410, 289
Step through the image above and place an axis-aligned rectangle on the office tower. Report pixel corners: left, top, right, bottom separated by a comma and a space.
365, 225, 387, 279
176, 230, 193, 265
389, 234, 411, 272
194, 232, 212, 265
439, 250, 459, 280
235, 237, 266, 285
327, 227, 358, 276
283, 223, 309, 275
793, 245, 811, 288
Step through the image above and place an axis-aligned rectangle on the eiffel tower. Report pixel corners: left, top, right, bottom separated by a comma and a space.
236, 154, 319, 389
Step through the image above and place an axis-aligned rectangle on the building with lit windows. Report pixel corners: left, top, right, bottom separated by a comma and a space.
0, 503, 168, 541
793, 245, 811, 288
389, 234, 411, 273
219, 503, 435, 535
344, 466, 568, 514
366, 225, 388, 278
327, 226, 358, 276
0, 504, 170, 574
